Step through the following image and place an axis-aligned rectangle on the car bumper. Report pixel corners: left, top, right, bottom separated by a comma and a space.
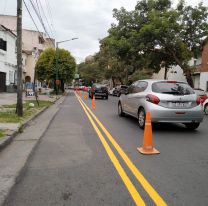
95, 93, 108, 96
145, 103, 204, 123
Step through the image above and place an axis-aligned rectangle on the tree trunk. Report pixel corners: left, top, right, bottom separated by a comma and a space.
112, 76, 116, 87
118, 77, 123, 85
164, 67, 168, 80
186, 71, 194, 88
60, 80, 65, 92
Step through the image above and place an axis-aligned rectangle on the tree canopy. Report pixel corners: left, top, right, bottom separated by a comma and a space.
36, 48, 76, 90
77, 55, 105, 85
95, 0, 208, 86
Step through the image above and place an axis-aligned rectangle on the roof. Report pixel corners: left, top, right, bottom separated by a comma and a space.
0, 24, 16, 37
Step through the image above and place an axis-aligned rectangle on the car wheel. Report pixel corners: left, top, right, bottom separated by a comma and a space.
106, 95, 108, 100
118, 102, 125, 117
138, 108, 146, 129
184, 122, 200, 130
204, 103, 208, 115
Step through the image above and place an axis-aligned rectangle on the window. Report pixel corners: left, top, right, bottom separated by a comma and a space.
127, 83, 135, 94
38, 36, 44, 44
132, 81, 148, 93
152, 82, 194, 95
0, 38, 7, 51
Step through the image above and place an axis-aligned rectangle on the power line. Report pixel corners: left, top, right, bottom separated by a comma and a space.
37, 0, 55, 38
27, 0, 54, 46
23, 0, 44, 40
44, 0, 56, 36
29, 0, 49, 35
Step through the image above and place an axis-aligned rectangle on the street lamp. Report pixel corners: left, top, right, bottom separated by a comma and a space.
55, 37, 78, 95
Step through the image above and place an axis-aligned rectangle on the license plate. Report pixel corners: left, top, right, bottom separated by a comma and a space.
171, 102, 188, 108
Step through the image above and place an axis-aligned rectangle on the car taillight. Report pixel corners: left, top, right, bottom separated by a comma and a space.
196, 96, 202, 105
197, 96, 207, 104
146, 94, 160, 104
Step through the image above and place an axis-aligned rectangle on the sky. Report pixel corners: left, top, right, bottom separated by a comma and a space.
1, 0, 208, 63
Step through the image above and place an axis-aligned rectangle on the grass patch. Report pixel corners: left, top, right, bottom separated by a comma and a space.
2, 100, 53, 109
0, 100, 53, 123
0, 129, 5, 138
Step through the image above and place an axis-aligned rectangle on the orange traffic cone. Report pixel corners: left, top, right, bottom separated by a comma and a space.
92, 95, 96, 109
137, 112, 160, 155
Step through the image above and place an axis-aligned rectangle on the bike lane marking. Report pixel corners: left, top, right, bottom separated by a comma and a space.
76, 94, 146, 206
77, 94, 167, 206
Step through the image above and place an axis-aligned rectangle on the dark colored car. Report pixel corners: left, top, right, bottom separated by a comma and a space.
113, 85, 128, 97
89, 84, 108, 99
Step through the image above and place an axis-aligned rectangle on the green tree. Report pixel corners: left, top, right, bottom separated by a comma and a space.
36, 48, 76, 92
98, 0, 208, 86
77, 56, 105, 85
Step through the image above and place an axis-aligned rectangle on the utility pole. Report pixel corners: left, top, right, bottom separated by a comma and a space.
16, 0, 23, 116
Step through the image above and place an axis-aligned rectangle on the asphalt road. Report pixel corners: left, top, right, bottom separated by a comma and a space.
3, 91, 208, 206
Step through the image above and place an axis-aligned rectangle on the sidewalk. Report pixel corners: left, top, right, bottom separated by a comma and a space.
0, 90, 57, 106
0, 95, 65, 205
0, 92, 60, 132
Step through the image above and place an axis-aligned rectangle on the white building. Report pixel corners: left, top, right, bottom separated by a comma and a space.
0, 15, 55, 86
152, 43, 208, 93
0, 25, 17, 92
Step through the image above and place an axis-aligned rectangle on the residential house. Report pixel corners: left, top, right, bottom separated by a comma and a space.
193, 38, 208, 92
0, 24, 17, 92
0, 15, 55, 87
152, 39, 208, 93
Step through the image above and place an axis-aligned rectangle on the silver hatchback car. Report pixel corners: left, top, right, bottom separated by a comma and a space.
118, 80, 204, 130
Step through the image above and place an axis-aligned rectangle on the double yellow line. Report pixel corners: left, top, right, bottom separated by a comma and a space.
75, 93, 167, 206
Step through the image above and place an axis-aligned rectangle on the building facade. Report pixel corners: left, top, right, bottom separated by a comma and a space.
0, 25, 17, 92
0, 15, 55, 87
152, 39, 208, 92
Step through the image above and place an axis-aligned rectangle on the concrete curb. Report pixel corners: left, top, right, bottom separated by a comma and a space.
0, 96, 61, 152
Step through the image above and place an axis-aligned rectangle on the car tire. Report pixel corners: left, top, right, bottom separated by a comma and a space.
204, 103, 208, 115
118, 102, 125, 117
106, 95, 108, 100
138, 108, 146, 129
184, 122, 200, 130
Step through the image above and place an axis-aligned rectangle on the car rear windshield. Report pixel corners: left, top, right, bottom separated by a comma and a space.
94, 84, 103, 88
152, 82, 194, 95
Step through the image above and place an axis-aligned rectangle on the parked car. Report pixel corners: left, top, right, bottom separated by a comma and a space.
89, 83, 108, 99
118, 80, 204, 130
203, 98, 208, 114
193, 88, 207, 104
113, 85, 128, 97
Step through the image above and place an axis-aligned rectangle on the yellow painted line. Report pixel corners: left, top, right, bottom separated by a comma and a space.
75, 93, 146, 206
78, 95, 167, 206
